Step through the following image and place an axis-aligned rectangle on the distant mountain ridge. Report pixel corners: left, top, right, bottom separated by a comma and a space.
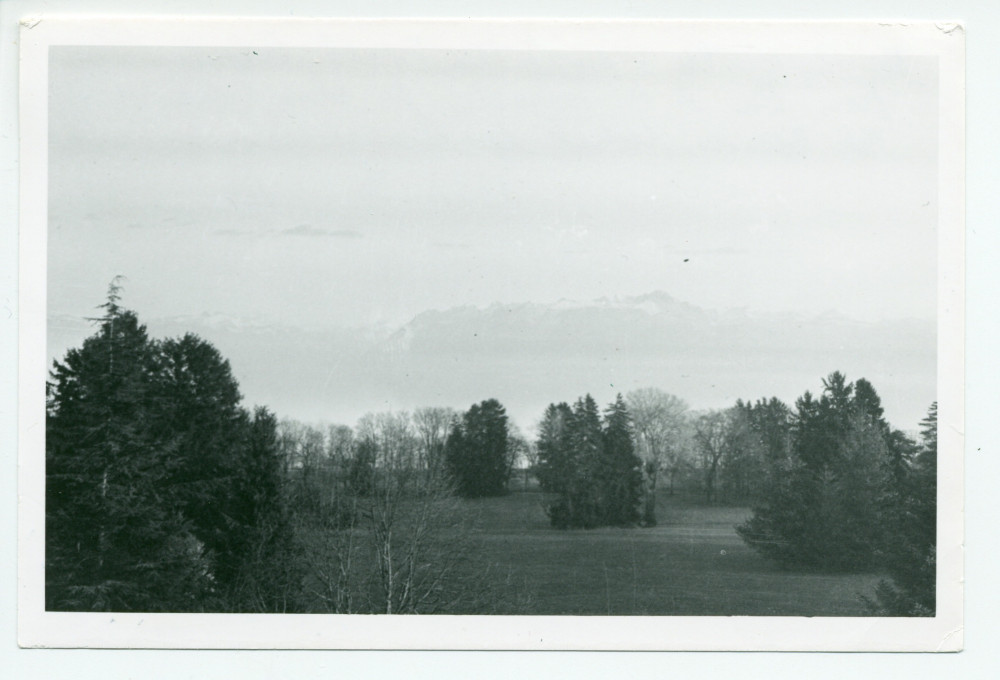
47, 292, 936, 433
389, 292, 931, 359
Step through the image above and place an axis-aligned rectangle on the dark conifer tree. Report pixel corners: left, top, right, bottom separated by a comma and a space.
445, 399, 512, 497
46, 281, 213, 611
225, 407, 300, 611
737, 372, 904, 572
562, 395, 604, 528
869, 402, 937, 615
600, 395, 643, 526
152, 333, 248, 592
46, 282, 291, 611
753, 397, 794, 471
534, 402, 573, 494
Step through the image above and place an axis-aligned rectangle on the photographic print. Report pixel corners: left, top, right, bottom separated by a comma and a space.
18, 18, 964, 650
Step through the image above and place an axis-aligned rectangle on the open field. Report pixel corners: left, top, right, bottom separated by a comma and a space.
454, 490, 883, 616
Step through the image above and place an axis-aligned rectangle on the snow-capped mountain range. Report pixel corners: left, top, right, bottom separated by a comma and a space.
47, 292, 935, 433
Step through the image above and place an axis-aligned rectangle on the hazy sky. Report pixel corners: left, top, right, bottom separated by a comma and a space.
49, 46, 938, 328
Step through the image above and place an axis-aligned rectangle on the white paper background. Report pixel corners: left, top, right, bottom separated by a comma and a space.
1, 0, 995, 677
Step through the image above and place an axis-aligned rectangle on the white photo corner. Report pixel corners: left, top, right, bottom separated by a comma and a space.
17, 17, 964, 651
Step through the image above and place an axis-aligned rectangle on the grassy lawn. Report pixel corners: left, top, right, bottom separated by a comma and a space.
455, 490, 883, 616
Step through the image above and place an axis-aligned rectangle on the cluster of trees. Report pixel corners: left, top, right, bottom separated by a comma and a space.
46, 281, 292, 612
46, 287, 522, 614
535, 395, 644, 528
528, 377, 936, 614
531, 388, 791, 527
530, 390, 799, 529
627, 391, 816, 515
733, 373, 936, 614
278, 411, 487, 614
276, 402, 520, 614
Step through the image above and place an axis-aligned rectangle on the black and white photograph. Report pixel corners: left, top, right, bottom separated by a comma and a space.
15, 17, 964, 651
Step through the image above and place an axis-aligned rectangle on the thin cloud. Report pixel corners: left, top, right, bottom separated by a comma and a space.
283, 224, 362, 239
667, 246, 749, 256
213, 225, 364, 239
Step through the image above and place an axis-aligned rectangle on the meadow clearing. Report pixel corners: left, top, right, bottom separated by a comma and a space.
452, 489, 883, 616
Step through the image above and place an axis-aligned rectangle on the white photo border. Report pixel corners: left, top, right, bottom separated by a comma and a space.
17, 16, 965, 651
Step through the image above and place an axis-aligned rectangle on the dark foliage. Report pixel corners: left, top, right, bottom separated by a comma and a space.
538, 394, 643, 529
716, 398, 792, 504
599, 395, 645, 526
46, 282, 290, 612
223, 407, 301, 612
736, 372, 921, 574
445, 399, 513, 497
866, 402, 937, 615
347, 437, 378, 497
534, 402, 574, 494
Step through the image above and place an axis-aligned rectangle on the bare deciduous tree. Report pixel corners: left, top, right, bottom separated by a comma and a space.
626, 388, 689, 522
278, 420, 332, 514
325, 424, 355, 465
413, 406, 458, 472
300, 410, 504, 614
693, 410, 730, 504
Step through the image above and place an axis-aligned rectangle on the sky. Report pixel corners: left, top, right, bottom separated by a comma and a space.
48, 46, 939, 330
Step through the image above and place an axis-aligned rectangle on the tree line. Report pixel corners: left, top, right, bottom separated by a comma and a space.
45, 284, 937, 616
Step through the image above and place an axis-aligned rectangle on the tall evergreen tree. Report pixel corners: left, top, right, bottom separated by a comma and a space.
562, 395, 604, 528
445, 399, 512, 497
868, 402, 937, 615
152, 333, 248, 592
600, 395, 643, 526
46, 282, 213, 610
737, 372, 903, 571
534, 402, 573, 494
225, 407, 300, 611
540, 396, 599, 528
46, 283, 291, 611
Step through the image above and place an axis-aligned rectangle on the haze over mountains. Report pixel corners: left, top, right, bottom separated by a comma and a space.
48, 291, 935, 434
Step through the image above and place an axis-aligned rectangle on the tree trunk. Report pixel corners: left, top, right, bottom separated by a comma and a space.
643, 466, 658, 526
705, 459, 719, 504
